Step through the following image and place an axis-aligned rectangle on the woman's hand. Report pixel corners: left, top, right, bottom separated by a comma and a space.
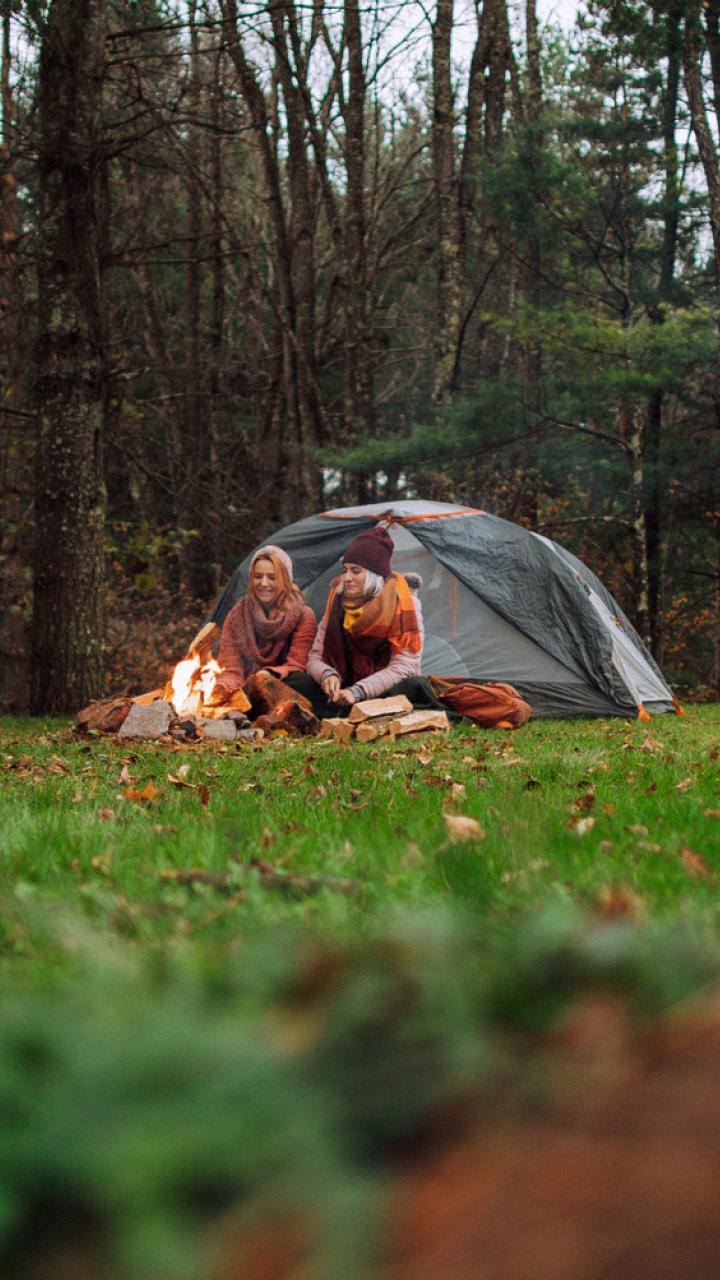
334, 687, 356, 707
322, 674, 341, 702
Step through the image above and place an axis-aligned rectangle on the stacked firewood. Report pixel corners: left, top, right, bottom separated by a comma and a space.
320, 695, 449, 743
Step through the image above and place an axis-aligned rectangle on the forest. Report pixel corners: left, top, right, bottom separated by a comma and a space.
1, 0, 719, 713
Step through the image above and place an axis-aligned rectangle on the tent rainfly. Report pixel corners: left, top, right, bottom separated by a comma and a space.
210, 500, 679, 720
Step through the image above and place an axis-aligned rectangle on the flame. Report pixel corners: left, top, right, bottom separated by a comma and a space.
171, 653, 222, 717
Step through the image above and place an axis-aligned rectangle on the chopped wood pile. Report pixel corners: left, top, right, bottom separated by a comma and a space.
321, 695, 450, 744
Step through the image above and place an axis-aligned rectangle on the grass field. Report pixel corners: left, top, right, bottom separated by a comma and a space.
2, 706, 720, 1278
1, 705, 719, 971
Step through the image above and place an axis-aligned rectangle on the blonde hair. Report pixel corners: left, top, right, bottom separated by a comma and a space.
248, 552, 301, 614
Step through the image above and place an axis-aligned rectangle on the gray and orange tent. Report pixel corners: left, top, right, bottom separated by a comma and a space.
210, 500, 679, 719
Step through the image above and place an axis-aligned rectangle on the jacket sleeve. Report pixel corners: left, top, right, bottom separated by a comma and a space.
217, 603, 246, 693
267, 606, 318, 678
305, 613, 337, 686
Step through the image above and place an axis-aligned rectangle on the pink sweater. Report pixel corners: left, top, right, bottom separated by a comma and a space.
306, 595, 424, 701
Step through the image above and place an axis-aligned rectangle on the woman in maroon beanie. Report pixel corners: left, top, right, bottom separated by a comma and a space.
302, 526, 424, 710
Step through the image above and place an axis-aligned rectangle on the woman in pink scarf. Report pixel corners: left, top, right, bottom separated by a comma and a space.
216, 545, 316, 696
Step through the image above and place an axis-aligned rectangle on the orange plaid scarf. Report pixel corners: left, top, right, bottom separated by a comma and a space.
322, 573, 421, 684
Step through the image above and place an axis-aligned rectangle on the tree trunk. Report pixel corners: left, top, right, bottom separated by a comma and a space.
31, 0, 108, 713
431, 0, 463, 403
645, 3, 682, 657
683, 3, 720, 289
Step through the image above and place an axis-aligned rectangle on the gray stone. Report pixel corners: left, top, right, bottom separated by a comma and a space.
118, 700, 174, 740
237, 728, 256, 743
202, 718, 237, 741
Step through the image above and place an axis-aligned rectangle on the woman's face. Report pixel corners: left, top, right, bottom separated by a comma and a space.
341, 561, 367, 601
252, 557, 282, 609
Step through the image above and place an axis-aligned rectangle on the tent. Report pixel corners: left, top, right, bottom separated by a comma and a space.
210, 500, 678, 719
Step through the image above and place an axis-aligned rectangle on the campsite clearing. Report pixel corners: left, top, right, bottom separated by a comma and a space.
1, 706, 718, 976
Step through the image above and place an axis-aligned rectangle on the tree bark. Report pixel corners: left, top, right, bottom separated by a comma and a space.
431, 0, 463, 403
31, 0, 108, 713
683, 3, 720, 289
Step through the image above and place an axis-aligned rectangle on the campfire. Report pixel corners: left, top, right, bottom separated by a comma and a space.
75, 622, 319, 742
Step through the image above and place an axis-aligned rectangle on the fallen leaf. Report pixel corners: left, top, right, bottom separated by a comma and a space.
596, 883, 644, 919
449, 782, 466, 800
600, 802, 616, 815
574, 786, 596, 813
260, 826, 275, 849
198, 785, 210, 809
566, 816, 596, 835
119, 765, 133, 785
645, 782, 657, 794
167, 773, 196, 790
91, 852, 113, 876
177, 763, 191, 780
627, 823, 649, 837
524, 777, 541, 790
96, 808, 115, 821
704, 808, 720, 818
124, 780, 161, 803
681, 846, 710, 878
444, 813, 485, 842
313, 784, 328, 799
676, 777, 694, 792
637, 841, 662, 853
240, 782, 262, 793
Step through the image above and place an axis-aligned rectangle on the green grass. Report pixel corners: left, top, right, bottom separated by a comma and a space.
2, 706, 720, 1279
1, 706, 719, 974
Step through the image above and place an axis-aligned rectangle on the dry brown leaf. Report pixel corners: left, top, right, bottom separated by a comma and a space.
96, 808, 115, 821
450, 782, 466, 800
260, 826, 275, 848
240, 782, 262, 793
444, 813, 485, 842
198, 785, 210, 809
627, 823, 649, 837
119, 765, 133, 785
566, 815, 596, 835
524, 777, 541, 790
596, 883, 644, 919
575, 786, 597, 812
681, 846, 711, 878
417, 748, 433, 766
637, 841, 662, 853
600, 802, 616, 815
124, 780, 161, 804
167, 773, 196, 790
91, 852, 113, 876
704, 808, 720, 818
177, 764, 191, 780
676, 777, 694, 792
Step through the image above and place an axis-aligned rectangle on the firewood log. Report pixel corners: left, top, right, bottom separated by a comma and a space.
347, 694, 413, 723
319, 717, 357, 743
185, 620, 220, 663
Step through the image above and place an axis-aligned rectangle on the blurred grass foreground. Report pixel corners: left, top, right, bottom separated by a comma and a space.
4, 906, 720, 1280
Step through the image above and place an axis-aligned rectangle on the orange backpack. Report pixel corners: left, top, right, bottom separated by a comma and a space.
428, 677, 531, 730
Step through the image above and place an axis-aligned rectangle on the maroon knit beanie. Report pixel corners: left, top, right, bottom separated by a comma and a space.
343, 526, 394, 579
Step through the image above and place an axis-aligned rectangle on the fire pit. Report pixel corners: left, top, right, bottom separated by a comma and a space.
76, 624, 319, 743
